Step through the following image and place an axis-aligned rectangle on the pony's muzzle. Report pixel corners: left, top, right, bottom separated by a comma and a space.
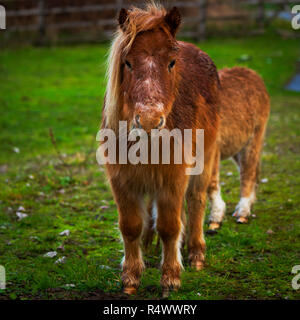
133, 113, 166, 131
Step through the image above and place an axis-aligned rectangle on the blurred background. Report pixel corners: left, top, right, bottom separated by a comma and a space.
1, 0, 299, 46
0, 1, 299, 300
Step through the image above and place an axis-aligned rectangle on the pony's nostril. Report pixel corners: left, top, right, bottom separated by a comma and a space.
135, 114, 141, 128
157, 116, 165, 129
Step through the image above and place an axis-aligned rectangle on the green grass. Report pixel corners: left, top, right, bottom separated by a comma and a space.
0, 33, 299, 300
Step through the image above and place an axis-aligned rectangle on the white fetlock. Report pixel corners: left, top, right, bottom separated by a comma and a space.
233, 194, 255, 222
209, 190, 226, 224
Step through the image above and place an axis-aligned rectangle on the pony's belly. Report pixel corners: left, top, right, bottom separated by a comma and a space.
220, 142, 245, 160
218, 124, 254, 160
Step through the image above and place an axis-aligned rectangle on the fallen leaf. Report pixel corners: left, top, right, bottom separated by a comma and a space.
29, 236, 39, 241
0, 165, 8, 173
237, 54, 252, 62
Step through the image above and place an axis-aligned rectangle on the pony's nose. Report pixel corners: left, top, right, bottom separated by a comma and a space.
134, 113, 166, 131
157, 116, 165, 129
135, 114, 141, 128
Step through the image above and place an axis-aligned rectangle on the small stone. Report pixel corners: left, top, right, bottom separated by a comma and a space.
44, 251, 57, 258
99, 265, 111, 270
57, 245, 65, 251
55, 256, 67, 264
59, 229, 70, 237
16, 212, 28, 220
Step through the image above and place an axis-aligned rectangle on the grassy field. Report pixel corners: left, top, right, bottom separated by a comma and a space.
0, 33, 299, 300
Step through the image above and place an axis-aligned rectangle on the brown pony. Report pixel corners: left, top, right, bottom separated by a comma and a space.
101, 3, 270, 297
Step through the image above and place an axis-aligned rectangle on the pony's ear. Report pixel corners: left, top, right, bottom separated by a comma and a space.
118, 8, 129, 32
164, 7, 181, 36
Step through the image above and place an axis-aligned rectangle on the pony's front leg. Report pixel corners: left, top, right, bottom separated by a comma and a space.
156, 192, 185, 297
186, 150, 215, 270
111, 182, 145, 294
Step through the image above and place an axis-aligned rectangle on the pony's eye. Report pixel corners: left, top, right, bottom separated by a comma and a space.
168, 60, 176, 70
125, 60, 132, 69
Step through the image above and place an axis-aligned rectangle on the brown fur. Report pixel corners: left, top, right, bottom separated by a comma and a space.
208, 67, 270, 226
100, 3, 270, 295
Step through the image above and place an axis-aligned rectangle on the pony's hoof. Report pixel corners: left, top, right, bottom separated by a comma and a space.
123, 286, 137, 295
161, 288, 170, 299
189, 251, 205, 271
208, 222, 221, 231
161, 286, 178, 299
190, 260, 204, 271
205, 229, 218, 236
236, 216, 248, 224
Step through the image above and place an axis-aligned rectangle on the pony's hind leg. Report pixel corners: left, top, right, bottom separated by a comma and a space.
207, 149, 226, 231
180, 201, 187, 249
142, 198, 156, 249
143, 199, 186, 252
233, 126, 266, 224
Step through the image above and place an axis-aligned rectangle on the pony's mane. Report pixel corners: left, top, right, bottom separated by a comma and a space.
104, 3, 168, 130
